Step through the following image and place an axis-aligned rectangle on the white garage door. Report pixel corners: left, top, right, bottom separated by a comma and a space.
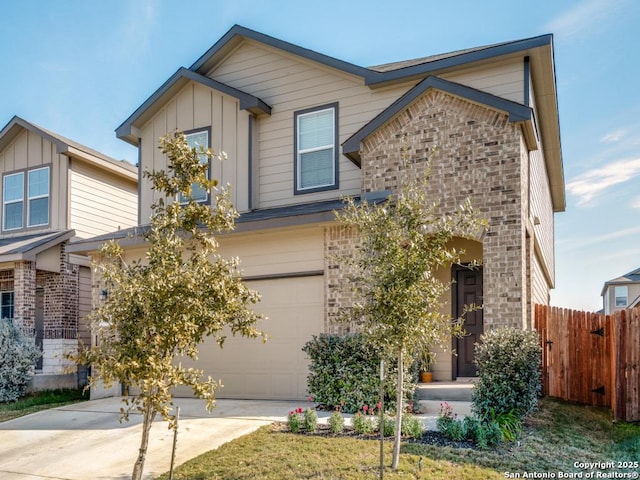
174, 274, 324, 400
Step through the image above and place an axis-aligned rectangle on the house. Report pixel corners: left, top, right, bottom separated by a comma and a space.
68, 25, 564, 399
0, 116, 138, 390
601, 268, 640, 314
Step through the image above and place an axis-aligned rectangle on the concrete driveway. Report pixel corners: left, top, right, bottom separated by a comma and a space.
0, 397, 302, 480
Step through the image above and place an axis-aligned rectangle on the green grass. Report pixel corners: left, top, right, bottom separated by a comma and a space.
0, 388, 88, 422
157, 398, 640, 480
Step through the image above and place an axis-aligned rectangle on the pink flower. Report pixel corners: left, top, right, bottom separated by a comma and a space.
308, 396, 313, 402
289, 411, 294, 416
376, 402, 381, 410
296, 407, 303, 414
363, 405, 368, 412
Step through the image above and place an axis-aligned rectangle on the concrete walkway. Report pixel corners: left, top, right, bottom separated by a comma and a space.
0, 397, 472, 480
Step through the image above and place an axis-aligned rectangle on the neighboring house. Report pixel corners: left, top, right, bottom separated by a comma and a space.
69, 25, 564, 399
0, 116, 138, 390
601, 268, 640, 314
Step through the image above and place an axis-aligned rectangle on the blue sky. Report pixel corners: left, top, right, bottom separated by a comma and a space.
2, 0, 639, 311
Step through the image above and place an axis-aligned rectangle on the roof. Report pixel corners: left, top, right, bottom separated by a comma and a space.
343, 75, 536, 165
67, 190, 391, 254
601, 267, 640, 296
118, 24, 564, 210
116, 68, 272, 146
0, 116, 137, 181
0, 230, 74, 262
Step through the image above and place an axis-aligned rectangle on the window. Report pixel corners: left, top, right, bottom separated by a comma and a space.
615, 286, 628, 307
1, 291, 14, 320
2, 166, 50, 231
179, 129, 210, 204
3, 172, 24, 230
294, 103, 338, 194
28, 167, 50, 226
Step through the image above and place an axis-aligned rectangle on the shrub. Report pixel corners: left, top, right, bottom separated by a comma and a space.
304, 408, 318, 432
489, 409, 523, 442
328, 410, 344, 434
0, 319, 41, 402
353, 412, 375, 434
401, 415, 424, 439
287, 408, 303, 433
472, 327, 542, 419
302, 334, 415, 413
483, 419, 504, 446
382, 414, 395, 437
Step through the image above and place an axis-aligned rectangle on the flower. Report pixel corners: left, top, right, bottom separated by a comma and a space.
363, 405, 368, 412
308, 396, 313, 402
376, 402, 381, 410
296, 407, 303, 414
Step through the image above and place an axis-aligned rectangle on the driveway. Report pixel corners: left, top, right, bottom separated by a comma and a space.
0, 397, 302, 480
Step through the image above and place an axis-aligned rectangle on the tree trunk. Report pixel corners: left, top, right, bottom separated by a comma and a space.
132, 402, 156, 480
391, 350, 403, 469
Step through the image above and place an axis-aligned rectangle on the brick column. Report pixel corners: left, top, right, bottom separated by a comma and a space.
14, 261, 36, 334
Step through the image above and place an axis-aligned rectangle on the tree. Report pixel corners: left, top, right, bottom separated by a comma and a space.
71, 133, 265, 480
335, 162, 486, 470
0, 319, 41, 402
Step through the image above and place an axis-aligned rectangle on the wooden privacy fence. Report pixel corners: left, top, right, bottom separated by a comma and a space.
534, 304, 640, 422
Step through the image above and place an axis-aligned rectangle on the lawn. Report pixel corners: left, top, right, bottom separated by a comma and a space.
158, 398, 640, 480
0, 388, 88, 422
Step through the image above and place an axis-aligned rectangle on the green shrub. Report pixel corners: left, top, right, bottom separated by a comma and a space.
472, 327, 542, 419
463, 416, 482, 442
328, 410, 344, 434
401, 415, 424, 439
483, 420, 504, 446
302, 334, 415, 413
304, 408, 318, 432
382, 414, 395, 437
0, 319, 41, 402
489, 409, 523, 442
287, 408, 303, 433
353, 412, 376, 434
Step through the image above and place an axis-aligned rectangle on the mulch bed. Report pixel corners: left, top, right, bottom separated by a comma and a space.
272, 422, 479, 449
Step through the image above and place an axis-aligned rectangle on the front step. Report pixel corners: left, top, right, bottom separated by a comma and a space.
415, 378, 475, 402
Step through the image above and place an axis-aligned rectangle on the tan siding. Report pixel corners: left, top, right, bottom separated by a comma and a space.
78, 266, 92, 348
69, 160, 137, 238
532, 253, 550, 305
209, 42, 526, 209
0, 129, 67, 233
138, 82, 251, 221
443, 58, 525, 104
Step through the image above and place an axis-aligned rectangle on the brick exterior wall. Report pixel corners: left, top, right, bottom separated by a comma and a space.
328, 89, 531, 331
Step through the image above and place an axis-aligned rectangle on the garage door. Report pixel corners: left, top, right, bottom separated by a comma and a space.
174, 274, 324, 400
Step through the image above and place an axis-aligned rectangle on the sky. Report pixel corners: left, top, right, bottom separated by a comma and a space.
1, 0, 639, 311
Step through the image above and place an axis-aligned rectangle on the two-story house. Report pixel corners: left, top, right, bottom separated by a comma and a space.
69, 25, 564, 400
601, 267, 640, 314
0, 116, 138, 390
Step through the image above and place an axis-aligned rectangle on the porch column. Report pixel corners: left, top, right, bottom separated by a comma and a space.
14, 261, 36, 335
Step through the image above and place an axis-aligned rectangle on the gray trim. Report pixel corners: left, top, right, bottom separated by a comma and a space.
137, 138, 142, 225
243, 270, 323, 282
190, 25, 380, 82
342, 76, 533, 164
116, 68, 271, 145
367, 35, 553, 87
524, 56, 530, 107
293, 102, 339, 195
248, 115, 253, 210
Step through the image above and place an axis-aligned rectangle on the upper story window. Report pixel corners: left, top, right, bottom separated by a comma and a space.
2, 166, 50, 231
294, 103, 338, 194
179, 128, 210, 204
615, 286, 628, 308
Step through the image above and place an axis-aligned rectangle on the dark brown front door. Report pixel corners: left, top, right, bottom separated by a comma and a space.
455, 267, 483, 377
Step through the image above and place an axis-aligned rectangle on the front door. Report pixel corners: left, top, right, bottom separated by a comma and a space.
455, 267, 483, 377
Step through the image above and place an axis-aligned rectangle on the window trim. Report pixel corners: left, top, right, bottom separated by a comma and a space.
179, 127, 212, 205
3, 172, 25, 231
614, 285, 628, 308
294, 102, 339, 195
2, 165, 51, 232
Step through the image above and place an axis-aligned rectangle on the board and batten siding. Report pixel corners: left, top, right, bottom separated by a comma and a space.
208, 41, 527, 209
69, 160, 137, 239
138, 82, 250, 222
0, 128, 68, 233
77, 265, 92, 348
